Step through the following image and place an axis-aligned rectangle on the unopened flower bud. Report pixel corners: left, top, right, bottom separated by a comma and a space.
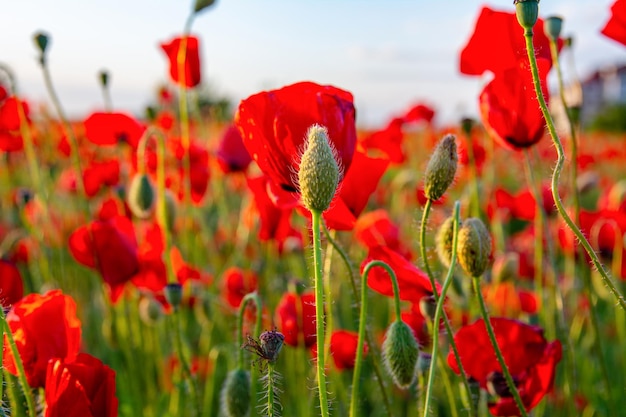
423, 134, 458, 201
99, 70, 110, 88
138, 296, 164, 325
259, 329, 285, 363
193, 0, 216, 13
33, 31, 49, 56
382, 321, 420, 389
220, 369, 251, 417
544, 16, 563, 40
456, 218, 492, 277
127, 173, 156, 219
435, 215, 461, 268
298, 124, 340, 212
158, 189, 178, 232
514, 0, 539, 32
164, 283, 183, 310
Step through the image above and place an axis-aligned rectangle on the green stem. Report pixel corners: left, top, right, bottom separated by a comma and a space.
1, 311, 36, 417
420, 200, 475, 416
266, 363, 278, 417
423, 201, 461, 417
522, 28, 626, 310
177, 14, 195, 214
322, 228, 335, 365
473, 277, 528, 417
237, 292, 263, 369
464, 133, 482, 219
351, 260, 402, 417
310, 210, 330, 417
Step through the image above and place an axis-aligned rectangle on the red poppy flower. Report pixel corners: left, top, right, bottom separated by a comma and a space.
221, 266, 258, 309
45, 353, 118, 417
172, 137, 210, 204
448, 318, 562, 416
329, 330, 367, 370
83, 112, 145, 148
0, 96, 29, 152
68, 216, 139, 302
459, 6, 556, 77
483, 282, 538, 317
361, 245, 439, 303
0, 260, 23, 308
456, 134, 486, 175
360, 117, 406, 164
236, 81, 357, 192
275, 291, 317, 348
480, 59, 550, 150
216, 124, 253, 174
493, 183, 555, 222
3, 290, 81, 388
83, 159, 120, 197
601, 0, 626, 47
160, 35, 202, 88
354, 209, 412, 259
402, 103, 435, 124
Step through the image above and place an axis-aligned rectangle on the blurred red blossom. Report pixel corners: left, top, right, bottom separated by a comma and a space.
360, 117, 406, 164
160, 35, 202, 88
221, 266, 258, 309
355, 209, 412, 259
83, 112, 145, 148
402, 103, 435, 125
0, 96, 29, 152
216, 124, 253, 174
601, 0, 626, 47
0, 260, 23, 308
329, 330, 367, 370
275, 291, 317, 348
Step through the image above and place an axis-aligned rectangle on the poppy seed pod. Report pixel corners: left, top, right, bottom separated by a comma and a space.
298, 124, 340, 212
544, 16, 563, 41
99, 70, 110, 88
127, 173, 155, 219
456, 218, 492, 277
423, 134, 458, 201
382, 320, 420, 389
220, 369, 251, 417
33, 32, 49, 55
164, 283, 183, 310
514, 0, 540, 32
435, 215, 461, 268
193, 0, 216, 13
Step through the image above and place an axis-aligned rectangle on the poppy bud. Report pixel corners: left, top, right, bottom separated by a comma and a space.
138, 296, 164, 325
193, 0, 216, 13
158, 189, 178, 232
456, 218, 492, 277
33, 31, 49, 55
298, 124, 340, 212
99, 70, 110, 88
127, 173, 155, 219
418, 295, 437, 321
460, 117, 475, 137
544, 16, 563, 41
164, 283, 183, 310
514, 0, 539, 32
382, 321, 420, 389
435, 215, 461, 268
423, 134, 458, 201
259, 329, 285, 363
220, 369, 251, 417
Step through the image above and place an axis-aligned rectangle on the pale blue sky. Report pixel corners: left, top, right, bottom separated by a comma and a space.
2, 0, 624, 127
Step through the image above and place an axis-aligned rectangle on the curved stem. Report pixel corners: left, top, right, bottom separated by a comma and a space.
522, 29, 626, 310
473, 277, 528, 417
351, 260, 402, 417
310, 210, 329, 417
423, 201, 461, 417
237, 292, 263, 369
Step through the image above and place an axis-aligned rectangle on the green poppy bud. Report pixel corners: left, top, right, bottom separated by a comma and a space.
514, 0, 540, 32
99, 70, 110, 88
194, 0, 216, 13
127, 173, 155, 219
435, 215, 461, 268
164, 283, 183, 310
382, 321, 419, 389
33, 31, 49, 55
220, 369, 251, 417
544, 16, 563, 41
456, 218, 492, 278
423, 134, 458, 201
298, 124, 340, 212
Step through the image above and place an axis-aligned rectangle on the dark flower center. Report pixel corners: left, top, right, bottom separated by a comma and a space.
487, 371, 520, 398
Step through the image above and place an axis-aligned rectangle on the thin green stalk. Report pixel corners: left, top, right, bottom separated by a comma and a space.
322, 228, 335, 364
1, 312, 36, 417
265, 363, 279, 417
311, 209, 330, 417
464, 133, 482, 219
521, 27, 626, 310
351, 260, 402, 417
473, 277, 528, 417
420, 199, 475, 416
423, 201, 461, 417
177, 14, 195, 213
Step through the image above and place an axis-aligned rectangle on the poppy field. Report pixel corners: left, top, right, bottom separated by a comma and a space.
2, 1, 626, 416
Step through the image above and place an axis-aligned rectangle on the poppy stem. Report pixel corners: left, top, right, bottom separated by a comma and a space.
310, 209, 330, 417
351, 259, 401, 417
237, 291, 263, 369
264, 362, 281, 417
473, 277, 529, 417
420, 200, 475, 416
0, 310, 36, 417
521, 27, 626, 310
322, 223, 393, 416
422, 201, 463, 417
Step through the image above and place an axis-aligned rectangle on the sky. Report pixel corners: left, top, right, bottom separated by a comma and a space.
1, 0, 624, 128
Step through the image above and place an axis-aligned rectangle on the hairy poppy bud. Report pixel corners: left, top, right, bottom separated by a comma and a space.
298, 124, 340, 212
544, 16, 563, 40
382, 321, 419, 389
127, 173, 155, 219
220, 369, 251, 417
423, 134, 458, 201
435, 215, 461, 268
514, 0, 540, 32
456, 218, 492, 277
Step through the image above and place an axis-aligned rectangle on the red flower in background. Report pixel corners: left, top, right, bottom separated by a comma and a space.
216, 124, 253, 174
329, 330, 367, 370
275, 291, 317, 348
83, 159, 120, 197
0, 96, 29, 152
160, 35, 202, 88
480, 59, 550, 150
0, 260, 23, 308
601, 0, 626, 47
83, 112, 145, 148
221, 266, 258, 309
448, 318, 562, 416
236, 81, 357, 192
68, 216, 139, 302
355, 209, 412, 259
45, 353, 118, 417
493, 183, 555, 222
402, 103, 435, 125
401, 303, 430, 347
3, 290, 81, 388
361, 117, 406, 164
459, 6, 556, 77
361, 245, 439, 303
